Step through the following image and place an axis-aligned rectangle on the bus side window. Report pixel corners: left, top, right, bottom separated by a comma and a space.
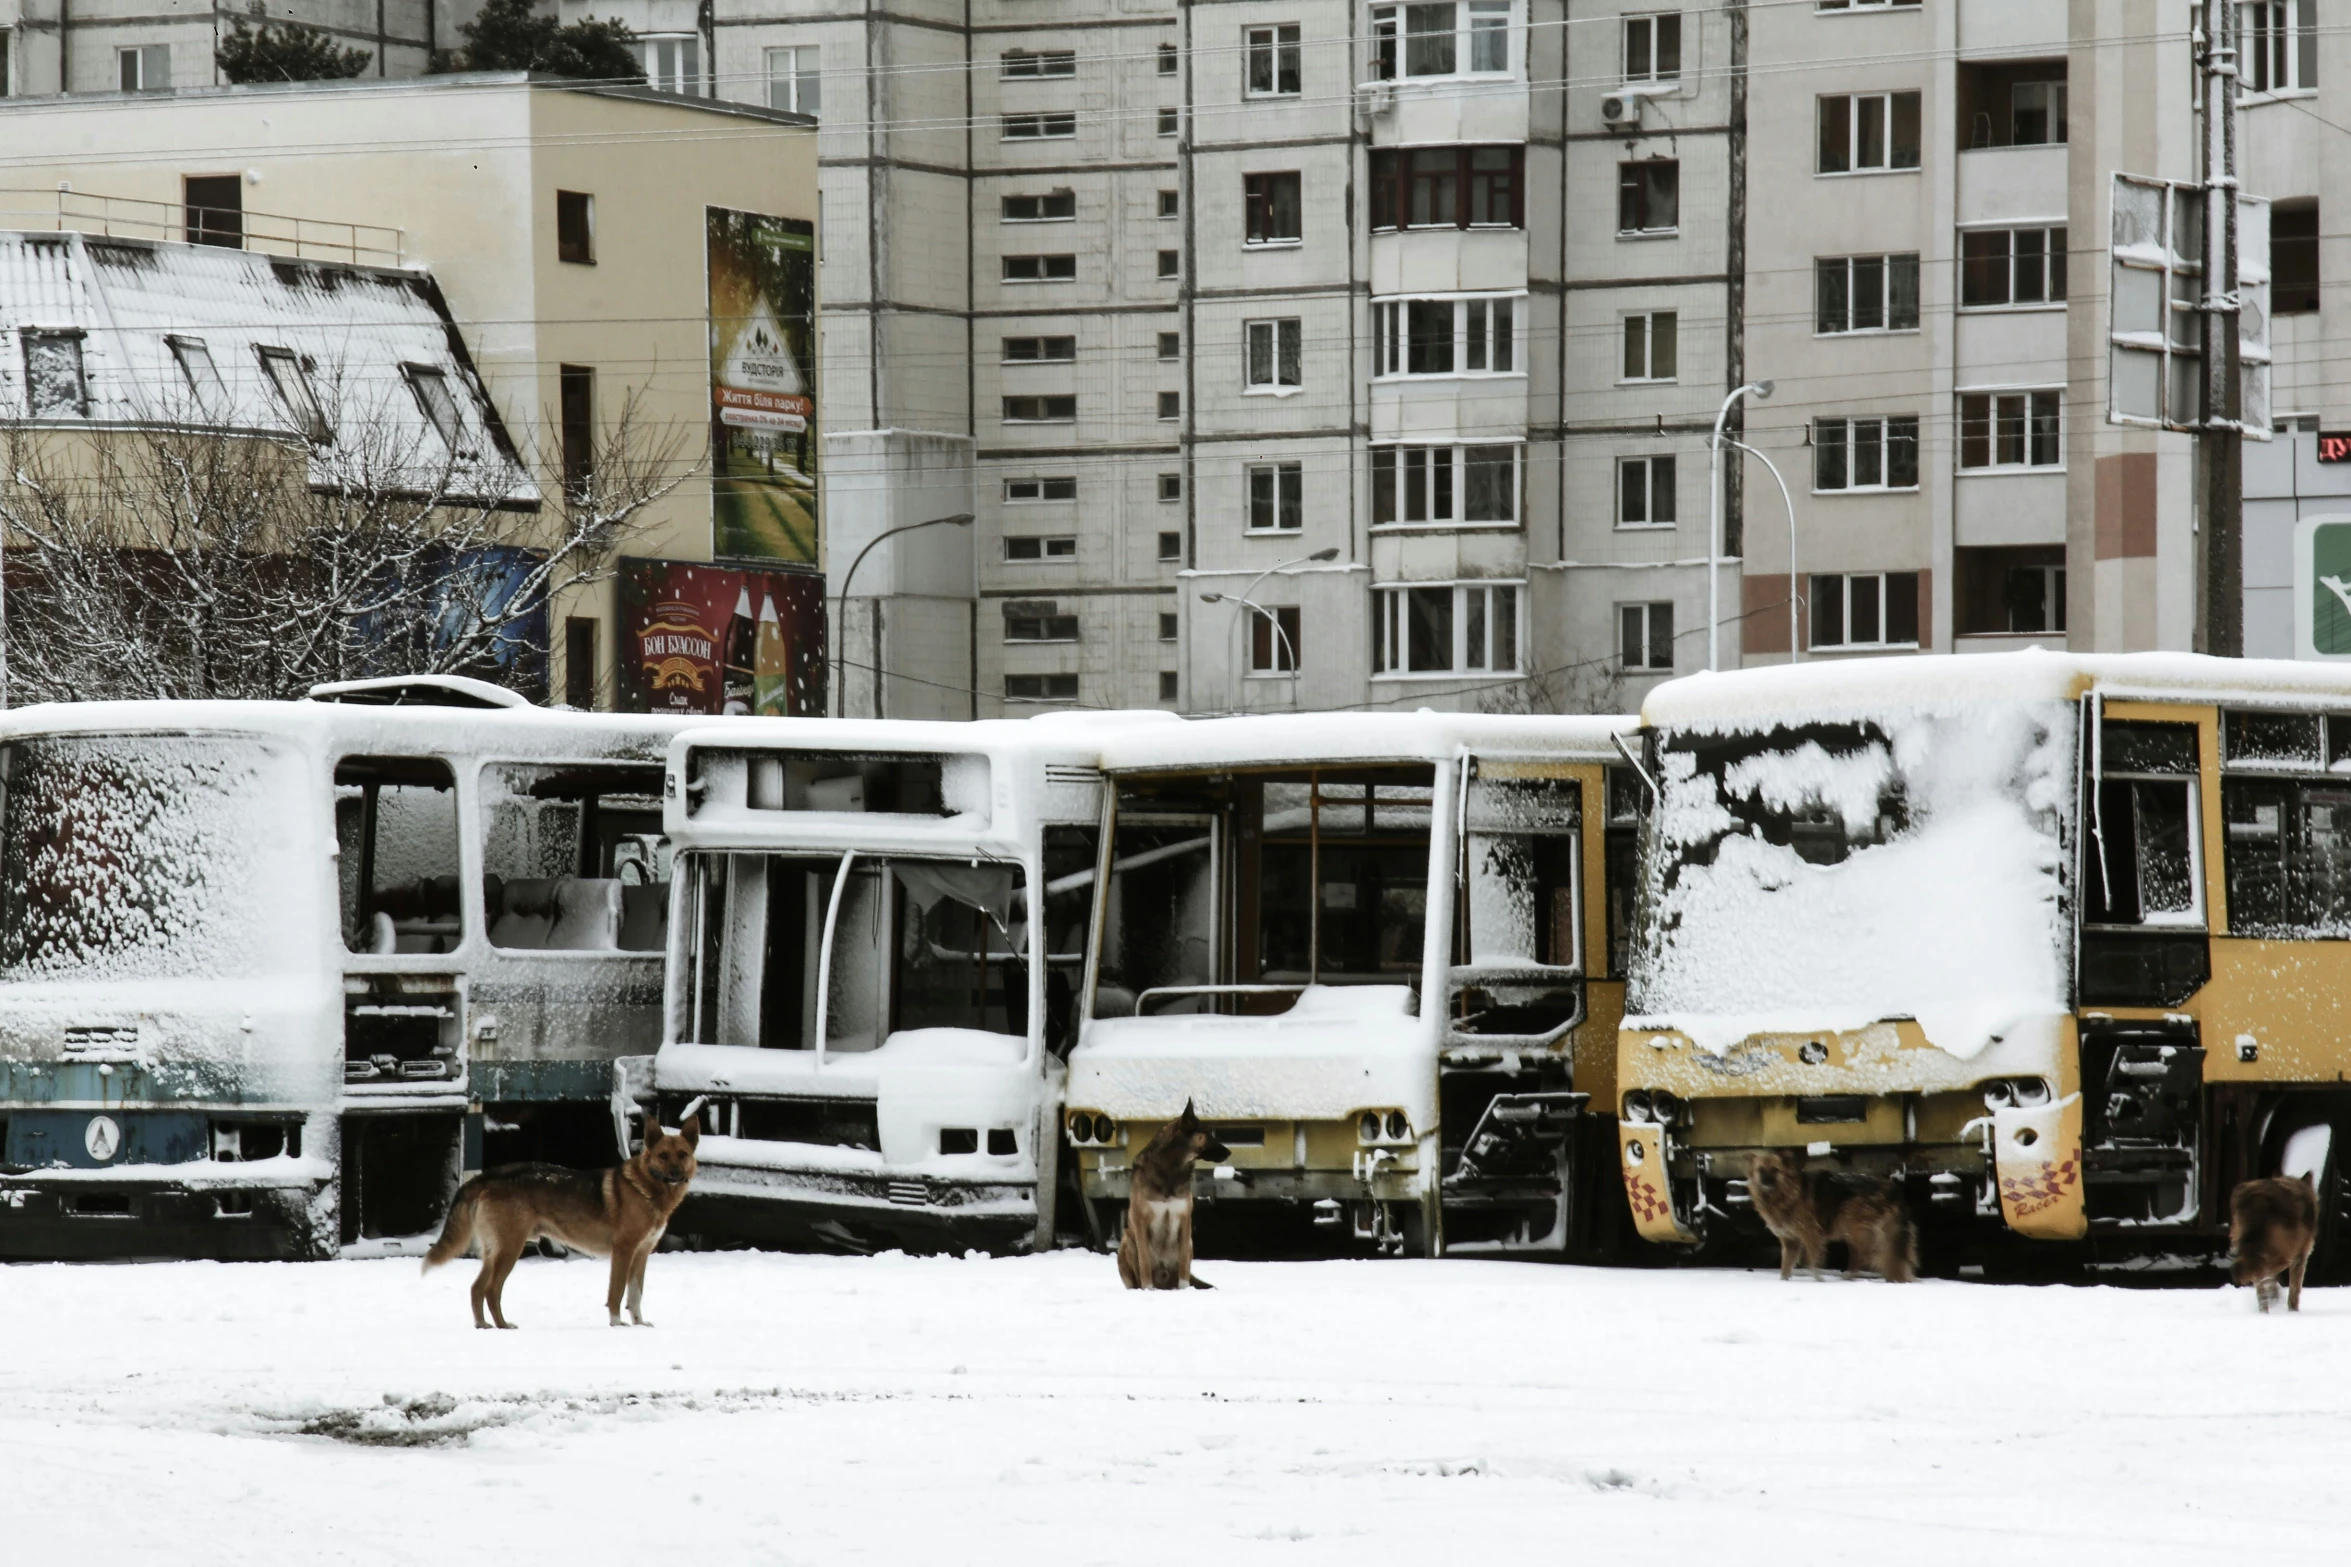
337, 757, 461, 954
1605, 765, 1644, 978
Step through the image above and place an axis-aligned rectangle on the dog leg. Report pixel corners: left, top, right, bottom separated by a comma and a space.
469, 1259, 493, 1330
2258, 1275, 2278, 1314
485, 1246, 522, 1329
2289, 1254, 2308, 1313
1778, 1237, 1796, 1281
606, 1247, 635, 1327
625, 1244, 653, 1326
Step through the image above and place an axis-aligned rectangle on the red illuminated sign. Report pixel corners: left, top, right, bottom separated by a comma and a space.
2319, 433, 2351, 464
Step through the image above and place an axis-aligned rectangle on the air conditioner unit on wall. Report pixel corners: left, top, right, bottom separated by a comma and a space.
1600, 94, 1643, 130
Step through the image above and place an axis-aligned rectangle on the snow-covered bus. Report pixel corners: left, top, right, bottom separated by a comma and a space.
1617, 653, 2351, 1268
649, 714, 1169, 1253
0, 679, 699, 1259
1064, 713, 1639, 1258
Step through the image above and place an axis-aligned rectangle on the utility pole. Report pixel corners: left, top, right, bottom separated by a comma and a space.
2200, 0, 2244, 656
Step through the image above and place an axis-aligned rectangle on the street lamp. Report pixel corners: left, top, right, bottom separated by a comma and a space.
1708, 380, 1772, 673
1726, 437, 1799, 664
1202, 546, 1337, 713
831, 512, 974, 718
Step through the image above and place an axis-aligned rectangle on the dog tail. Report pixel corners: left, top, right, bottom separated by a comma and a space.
420, 1178, 482, 1275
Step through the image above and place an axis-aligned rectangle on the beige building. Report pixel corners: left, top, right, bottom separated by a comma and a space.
0, 72, 816, 704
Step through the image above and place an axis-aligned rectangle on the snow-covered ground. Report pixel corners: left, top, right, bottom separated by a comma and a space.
4, 1251, 2346, 1564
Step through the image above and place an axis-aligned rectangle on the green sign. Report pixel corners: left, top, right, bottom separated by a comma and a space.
2293, 516, 2351, 659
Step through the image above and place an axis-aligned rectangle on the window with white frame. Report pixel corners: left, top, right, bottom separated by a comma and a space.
1960, 226, 2068, 307
167, 335, 225, 415
1001, 48, 1076, 78
1003, 395, 1077, 422
1247, 462, 1304, 531
1619, 601, 1674, 670
1373, 582, 1521, 674
1617, 159, 1679, 233
635, 35, 703, 94
1003, 112, 1077, 139
1958, 390, 2062, 470
258, 346, 329, 442
117, 45, 169, 91
1811, 572, 1920, 649
1617, 454, 1677, 528
1003, 254, 1077, 281
1006, 535, 1077, 560
403, 365, 467, 453
1621, 311, 1677, 381
1249, 605, 1302, 674
2241, 2, 2317, 95
1244, 318, 1303, 391
1006, 475, 1078, 501
1814, 415, 1919, 491
1818, 92, 1922, 174
1372, 443, 1519, 525
1817, 0, 1921, 10
2008, 80, 2067, 144
22, 330, 88, 417
1005, 673, 1079, 701
1369, 2, 1512, 81
766, 46, 821, 115
1005, 607, 1080, 641
1003, 335, 1077, 362
1002, 190, 1076, 222
1246, 25, 1301, 95
1623, 13, 1680, 82
1158, 43, 1178, 75
1371, 295, 1518, 376
1816, 253, 1921, 333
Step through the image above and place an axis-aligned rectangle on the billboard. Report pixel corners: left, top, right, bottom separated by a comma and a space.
618, 558, 826, 715
708, 207, 818, 564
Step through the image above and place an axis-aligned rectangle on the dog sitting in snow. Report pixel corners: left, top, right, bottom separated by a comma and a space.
1747, 1149, 1917, 1282
422, 1113, 699, 1328
1116, 1100, 1229, 1291
2230, 1173, 2317, 1313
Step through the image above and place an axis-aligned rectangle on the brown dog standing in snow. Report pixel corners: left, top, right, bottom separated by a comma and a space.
1117, 1100, 1229, 1290
423, 1114, 699, 1328
2230, 1173, 2317, 1313
1748, 1149, 1917, 1282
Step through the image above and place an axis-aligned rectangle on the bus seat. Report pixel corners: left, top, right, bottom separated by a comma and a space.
618, 883, 668, 952
490, 878, 558, 950
549, 878, 623, 951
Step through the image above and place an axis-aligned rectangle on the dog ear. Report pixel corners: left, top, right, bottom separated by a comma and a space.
1181, 1098, 1198, 1129
680, 1113, 701, 1146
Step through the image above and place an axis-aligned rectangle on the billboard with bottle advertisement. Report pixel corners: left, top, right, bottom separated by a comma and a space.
617, 558, 826, 716
708, 207, 818, 565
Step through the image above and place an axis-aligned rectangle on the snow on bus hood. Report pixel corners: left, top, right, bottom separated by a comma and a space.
1629, 698, 2071, 1060
1071, 985, 1432, 1122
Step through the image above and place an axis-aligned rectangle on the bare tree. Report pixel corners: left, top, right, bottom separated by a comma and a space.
0, 374, 691, 704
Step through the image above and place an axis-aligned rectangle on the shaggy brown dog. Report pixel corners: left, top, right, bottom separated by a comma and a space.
423, 1115, 699, 1328
2230, 1173, 2317, 1313
1116, 1100, 1230, 1291
1747, 1149, 1917, 1282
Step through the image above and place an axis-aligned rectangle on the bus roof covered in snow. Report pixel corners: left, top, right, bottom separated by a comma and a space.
1094, 711, 1634, 774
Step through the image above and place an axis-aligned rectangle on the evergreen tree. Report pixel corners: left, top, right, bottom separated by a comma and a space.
453, 0, 646, 82
215, 14, 374, 84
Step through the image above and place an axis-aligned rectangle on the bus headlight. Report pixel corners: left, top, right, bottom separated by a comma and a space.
2010, 1077, 2051, 1108
1623, 1090, 1655, 1123
1650, 1091, 1683, 1126
1384, 1110, 1410, 1141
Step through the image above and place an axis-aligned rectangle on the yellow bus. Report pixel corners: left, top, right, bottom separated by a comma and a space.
1616, 653, 2351, 1268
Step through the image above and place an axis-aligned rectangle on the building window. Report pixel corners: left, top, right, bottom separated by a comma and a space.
1159, 331, 1182, 359
117, 44, 169, 91
565, 618, 598, 710
1244, 172, 1302, 244
2274, 201, 2319, 314
1623, 13, 1680, 82
1373, 582, 1521, 674
1246, 25, 1302, 96
403, 365, 466, 452
1369, 2, 1514, 81
1247, 462, 1304, 531
22, 331, 88, 417
2007, 80, 2067, 144
1158, 107, 1180, 136
1159, 475, 1183, 504
2242, 2, 2317, 95
260, 346, 329, 443
1159, 189, 1180, 218
1617, 455, 1677, 528
1003, 254, 1077, 281
1158, 249, 1180, 278
1811, 572, 1921, 649
1617, 159, 1679, 234
1160, 613, 1180, 641
2005, 563, 2065, 634
635, 34, 703, 94
183, 174, 242, 249
1818, 92, 1922, 174
1005, 673, 1080, 702
1250, 605, 1303, 674
1003, 112, 1078, 139
1958, 390, 2062, 470
1814, 415, 1919, 491
1372, 443, 1520, 526
1621, 311, 1677, 382
1372, 296, 1518, 376
1006, 609, 1081, 642
1368, 146, 1524, 231
1003, 190, 1076, 222
1001, 48, 1076, 78
1160, 670, 1180, 700
1003, 335, 1077, 362
1158, 42, 1179, 76
559, 364, 593, 499
167, 334, 225, 414
1244, 318, 1303, 390
1158, 528, 1183, 558
1817, 0, 1921, 9
1003, 395, 1078, 422
1006, 536, 1078, 560
1158, 391, 1182, 420
556, 190, 595, 264
1619, 601, 1674, 670
1960, 226, 2068, 307
1005, 476, 1078, 501
766, 46, 821, 115
1816, 253, 1921, 333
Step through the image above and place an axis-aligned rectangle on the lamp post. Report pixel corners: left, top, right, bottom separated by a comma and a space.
1202, 546, 1337, 713
830, 512, 973, 718
1708, 380, 1772, 672
1726, 437, 1799, 664
1199, 591, 1300, 710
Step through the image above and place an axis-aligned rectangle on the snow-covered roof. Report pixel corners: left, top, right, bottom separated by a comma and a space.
1098, 711, 1635, 773
671, 710, 1184, 766
0, 694, 701, 759
0, 230, 528, 503
1644, 650, 2351, 734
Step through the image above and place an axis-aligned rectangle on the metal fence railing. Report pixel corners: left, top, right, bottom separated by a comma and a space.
0, 186, 405, 268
